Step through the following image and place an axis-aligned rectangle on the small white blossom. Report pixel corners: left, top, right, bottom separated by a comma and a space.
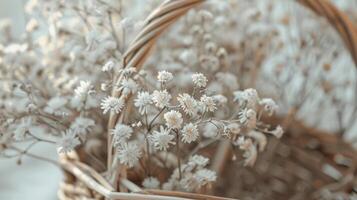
192, 73, 207, 88
237, 138, 257, 166
118, 78, 137, 96
164, 110, 183, 129
238, 108, 256, 128
70, 117, 95, 137
157, 70, 173, 83
102, 60, 115, 72
117, 142, 142, 168
152, 90, 171, 108
244, 88, 259, 108
248, 130, 267, 152
181, 123, 199, 143
120, 67, 137, 77
100, 96, 124, 114
134, 91, 152, 115
44, 97, 67, 115
244, 145, 257, 167
200, 95, 217, 112
226, 123, 241, 135
142, 177, 160, 189
233, 90, 246, 104
189, 155, 209, 167
131, 121, 142, 128
13, 117, 33, 140
270, 125, 284, 138
216, 72, 239, 90
111, 124, 133, 146
57, 130, 81, 154
194, 169, 217, 186
233, 88, 259, 108
74, 81, 95, 100
259, 98, 278, 116
150, 126, 175, 151
212, 94, 227, 106
177, 93, 197, 116
101, 83, 108, 91
203, 123, 218, 138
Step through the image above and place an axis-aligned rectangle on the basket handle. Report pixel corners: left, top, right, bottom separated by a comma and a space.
123, 0, 357, 70
107, 0, 357, 178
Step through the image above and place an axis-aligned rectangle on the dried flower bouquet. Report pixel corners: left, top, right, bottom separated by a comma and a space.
1, 0, 357, 199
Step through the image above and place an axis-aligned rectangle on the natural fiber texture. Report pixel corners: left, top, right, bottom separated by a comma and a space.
59, 0, 357, 199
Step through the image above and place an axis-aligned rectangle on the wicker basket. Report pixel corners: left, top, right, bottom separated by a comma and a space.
58, 0, 357, 199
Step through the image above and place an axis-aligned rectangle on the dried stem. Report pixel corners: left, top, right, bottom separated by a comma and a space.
10, 146, 59, 166
174, 129, 182, 180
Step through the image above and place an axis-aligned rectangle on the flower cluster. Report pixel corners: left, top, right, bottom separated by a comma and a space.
108, 67, 283, 191
0, 0, 312, 195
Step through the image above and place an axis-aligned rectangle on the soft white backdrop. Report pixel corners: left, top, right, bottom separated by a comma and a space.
0, 1, 61, 200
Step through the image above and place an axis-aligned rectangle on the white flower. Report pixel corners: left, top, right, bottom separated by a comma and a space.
120, 67, 137, 77
244, 88, 259, 108
101, 83, 108, 91
181, 123, 199, 143
57, 130, 81, 154
142, 177, 160, 189
215, 72, 239, 90
238, 108, 256, 128
111, 124, 133, 146
150, 126, 175, 151
74, 81, 94, 100
177, 93, 197, 116
152, 90, 171, 108
200, 55, 219, 71
233, 90, 246, 105
117, 142, 142, 168
226, 123, 241, 135
44, 97, 67, 114
233, 88, 259, 108
134, 91, 152, 115
212, 94, 227, 106
189, 155, 209, 167
247, 130, 267, 152
117, 78, 137, 96
100, 96, 124, 114
200, 95, 216, 112
157, 70, 173, 83
238, 138, 257, 167
164, 110, 183, 129
70, 117, 95, 137
102, 60, 115, 72
194, 169, 217, 186
259, 98, 278, 116
203, 123, 218, 138
13, 117, 33, 140
270, 125, 284, 138
192, 73, 207, 88
179, 175, 198, 192
235, 136, 246, 147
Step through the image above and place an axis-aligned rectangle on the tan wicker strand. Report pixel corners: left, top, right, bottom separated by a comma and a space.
60, 0, 357, 199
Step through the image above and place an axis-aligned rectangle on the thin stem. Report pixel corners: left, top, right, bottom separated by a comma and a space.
148, 107, 166, 131
108, 11, 121, 52
145, 134, 152, 176
10, 146, 59, 166
174, 129, 182, 180
28, 132, 56, 144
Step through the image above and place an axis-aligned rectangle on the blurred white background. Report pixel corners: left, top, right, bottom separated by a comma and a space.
0, 1, 61, 200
